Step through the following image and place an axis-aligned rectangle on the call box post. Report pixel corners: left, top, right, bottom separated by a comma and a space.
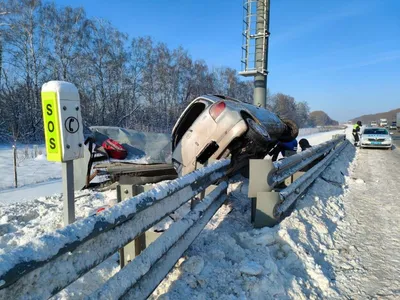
41, 81, 84, 225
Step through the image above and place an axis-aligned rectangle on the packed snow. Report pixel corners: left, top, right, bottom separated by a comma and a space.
3, 126, 399, 299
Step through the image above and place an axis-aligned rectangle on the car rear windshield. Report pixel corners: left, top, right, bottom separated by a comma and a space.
173, 102, 207, 148
364, 128, 388, 135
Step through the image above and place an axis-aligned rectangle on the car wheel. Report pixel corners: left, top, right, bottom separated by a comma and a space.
245, 117, 270, 146
278, 118, 299, 142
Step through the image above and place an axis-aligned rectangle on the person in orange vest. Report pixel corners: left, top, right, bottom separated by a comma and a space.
352, 121, 362, 146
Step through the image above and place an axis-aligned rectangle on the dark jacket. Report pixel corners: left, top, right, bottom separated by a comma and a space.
279, 139, 298, 151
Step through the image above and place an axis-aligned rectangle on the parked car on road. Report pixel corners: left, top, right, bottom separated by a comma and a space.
370, 121, 377, 127
360, 127, 392, 150
171, 95, 298, 176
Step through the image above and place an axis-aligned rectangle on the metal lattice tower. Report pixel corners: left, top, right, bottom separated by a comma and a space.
239, 0, 270, 107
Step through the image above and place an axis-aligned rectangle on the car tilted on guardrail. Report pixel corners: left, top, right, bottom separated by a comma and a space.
171, 94, 298, 176
360, 127, 393, 150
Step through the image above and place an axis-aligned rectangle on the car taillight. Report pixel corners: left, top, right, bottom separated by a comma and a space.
209, 101, 226, 120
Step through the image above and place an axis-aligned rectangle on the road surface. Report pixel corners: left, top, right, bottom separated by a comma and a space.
390, 130, 400, 148
331, 143, 400, 298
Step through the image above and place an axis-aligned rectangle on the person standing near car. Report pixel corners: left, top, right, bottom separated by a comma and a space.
353, 121, 362, 146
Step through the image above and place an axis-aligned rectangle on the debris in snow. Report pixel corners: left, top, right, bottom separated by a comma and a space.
239, 261, 263, 275
182, 256, 205, 275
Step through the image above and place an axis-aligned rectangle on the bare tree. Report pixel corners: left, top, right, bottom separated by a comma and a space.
0, 0, 316, 142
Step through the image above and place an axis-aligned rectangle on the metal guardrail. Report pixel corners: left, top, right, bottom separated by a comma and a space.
276, 139, 347, 216
0, 159, 230, 299
90, 182, 228, 299
249, 134, 349, 227
268, 135, 346, 187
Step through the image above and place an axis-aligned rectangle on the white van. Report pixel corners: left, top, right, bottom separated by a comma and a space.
380, 119, 388, 127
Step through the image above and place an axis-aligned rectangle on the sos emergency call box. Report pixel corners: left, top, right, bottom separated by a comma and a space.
41, 81, 84, 162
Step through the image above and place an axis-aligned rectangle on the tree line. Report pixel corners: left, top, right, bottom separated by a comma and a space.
0, 0, 312, 143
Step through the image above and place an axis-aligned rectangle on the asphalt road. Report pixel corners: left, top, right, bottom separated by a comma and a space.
390, 129, 400, 149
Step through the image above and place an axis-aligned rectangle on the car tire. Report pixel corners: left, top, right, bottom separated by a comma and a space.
278, 118, 299, 142
245, 117, 270, 146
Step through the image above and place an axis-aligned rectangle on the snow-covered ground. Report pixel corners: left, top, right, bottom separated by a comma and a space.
7, 127, 393, 299
298, 127, 347, 146
0, 145, 62, 203
0, 146, 61, 190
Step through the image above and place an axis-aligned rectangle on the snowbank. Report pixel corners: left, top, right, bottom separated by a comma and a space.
150, 141, 356, 299
0, 190, 117, 255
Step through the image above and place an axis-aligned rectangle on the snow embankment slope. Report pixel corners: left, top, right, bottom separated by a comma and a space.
150, 140, 356, 299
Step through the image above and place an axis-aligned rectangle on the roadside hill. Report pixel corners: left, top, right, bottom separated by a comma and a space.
350, 108, 400, 124
309, 111, 339, 126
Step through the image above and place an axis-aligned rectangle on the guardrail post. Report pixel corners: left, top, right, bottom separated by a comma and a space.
192, 158, 217, 210
248, 159, 280, 227
191, 160, 207, 210
117, 184, 160, 268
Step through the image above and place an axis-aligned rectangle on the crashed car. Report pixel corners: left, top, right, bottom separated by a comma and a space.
171, 95, 298, 176
360, 127, 392, 150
